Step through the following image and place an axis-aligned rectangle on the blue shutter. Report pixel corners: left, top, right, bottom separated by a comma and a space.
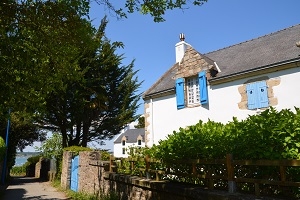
246, 83, 258, 109
257, 81, 268, 108
199, 71, 208, 104
176, 78, 185, 109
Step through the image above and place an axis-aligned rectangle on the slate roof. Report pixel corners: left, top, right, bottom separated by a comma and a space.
114, 128, 145, 144
143, 24, 300, 99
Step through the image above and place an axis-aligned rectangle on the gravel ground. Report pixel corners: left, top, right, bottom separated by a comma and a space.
1, 176, 70, 200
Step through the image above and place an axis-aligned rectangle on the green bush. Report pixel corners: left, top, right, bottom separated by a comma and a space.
10, 165, 26, 176
0, 136, 6, 161
145, 107, 300, 197
100, 150, 111, 161
150, 107, 300, 160
27, 155, 42, 164
63, 146, 92, 156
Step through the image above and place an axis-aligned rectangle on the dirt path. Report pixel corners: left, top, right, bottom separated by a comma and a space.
2, 176, 70, 200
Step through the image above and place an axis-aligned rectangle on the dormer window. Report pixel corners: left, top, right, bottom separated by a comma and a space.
176, 71, 208, 109
122, 140, 125, 146
138, 139, 142, 145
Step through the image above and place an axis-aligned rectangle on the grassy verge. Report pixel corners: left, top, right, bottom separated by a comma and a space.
51, 179, 118, 200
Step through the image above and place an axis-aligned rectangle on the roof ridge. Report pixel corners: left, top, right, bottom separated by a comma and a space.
205, 24, 300, 55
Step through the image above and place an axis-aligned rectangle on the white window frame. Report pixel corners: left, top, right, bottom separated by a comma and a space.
186, 76, 200, 106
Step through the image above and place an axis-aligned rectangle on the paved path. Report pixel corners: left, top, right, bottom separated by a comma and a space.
2, 176, 70, 200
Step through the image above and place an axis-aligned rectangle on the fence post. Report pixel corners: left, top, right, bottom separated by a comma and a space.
226, 154, 236, 193
109, 155, 114, 173
280, 166, 286, 182
145, 155, 150, 179
130, 159, 135, 174
207, 165, 214, 190
192, 163, 197, 175
280, 165, 290, 196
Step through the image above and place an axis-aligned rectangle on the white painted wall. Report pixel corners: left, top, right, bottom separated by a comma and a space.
145, 67, 300, 146
114, 141, 146, 158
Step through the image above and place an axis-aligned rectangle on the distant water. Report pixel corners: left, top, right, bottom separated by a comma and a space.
14, 156, 30, 166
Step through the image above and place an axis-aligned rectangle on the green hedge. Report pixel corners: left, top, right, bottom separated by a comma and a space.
150, 107, 300, 160
0, 136, 6, 162
146, 107, 300, 198
63, 146, 92, 156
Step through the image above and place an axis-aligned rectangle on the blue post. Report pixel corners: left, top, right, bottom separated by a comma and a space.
2, 109, 11, 184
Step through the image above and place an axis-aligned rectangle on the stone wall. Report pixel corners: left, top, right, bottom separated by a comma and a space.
61, 151, 73, 189
61, 151, 276, 200
78, 151, 103, 194
35, 157, 50, 180
35, 158, 41, 178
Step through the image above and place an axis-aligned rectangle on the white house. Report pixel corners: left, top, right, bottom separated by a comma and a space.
143, 24, 300, 147
113, 128, 145, 158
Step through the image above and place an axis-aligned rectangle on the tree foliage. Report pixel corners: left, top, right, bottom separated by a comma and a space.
36, 16, 141, 148
95, 0, 208, 22
0, 111, 45, 170
0, 0, 91, 170
1, 0, 142, 157
134, 116, 145, 128
0, 0, 92, 113
36, 132, 62, 160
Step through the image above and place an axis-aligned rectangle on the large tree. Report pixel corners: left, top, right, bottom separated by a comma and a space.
0, 0, 92, 114
37, 17, 142, 147
0, 0, 96, 168
0, 110, 46, 169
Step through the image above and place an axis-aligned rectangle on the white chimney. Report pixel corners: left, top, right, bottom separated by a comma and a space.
175, 33, 190, 63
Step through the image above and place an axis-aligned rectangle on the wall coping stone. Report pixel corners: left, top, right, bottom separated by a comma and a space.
105, 172, 286, 200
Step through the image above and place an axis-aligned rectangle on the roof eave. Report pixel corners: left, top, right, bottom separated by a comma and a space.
143, 88, 175, 100
209, 57, 300, 85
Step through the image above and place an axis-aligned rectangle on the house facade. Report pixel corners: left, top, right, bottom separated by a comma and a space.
113, 128, 145, 157
143, 24, 300, 147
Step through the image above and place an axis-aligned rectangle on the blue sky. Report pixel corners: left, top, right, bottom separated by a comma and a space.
23, 0, 300, 151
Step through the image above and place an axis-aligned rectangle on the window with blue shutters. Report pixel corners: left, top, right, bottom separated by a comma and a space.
175, 71, 208, 109
246, 81, 269, 110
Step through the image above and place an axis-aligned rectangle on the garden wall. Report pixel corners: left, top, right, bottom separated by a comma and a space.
61, 151, 286, 200
35, 157, 51, 180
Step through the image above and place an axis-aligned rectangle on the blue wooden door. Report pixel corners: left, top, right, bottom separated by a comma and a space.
70, 155, 79, 191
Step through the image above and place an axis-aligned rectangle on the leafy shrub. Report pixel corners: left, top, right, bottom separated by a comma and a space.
100, 150, 111, 161
64, 146, 92, 156
145, 107, 300, 197
150, 107, 300, 160
10, 165, 26, 176
0, 136, 6, 161
27, 155, 42, 164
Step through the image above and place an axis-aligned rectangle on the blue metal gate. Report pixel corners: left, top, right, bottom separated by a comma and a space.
70, 155, 79, 192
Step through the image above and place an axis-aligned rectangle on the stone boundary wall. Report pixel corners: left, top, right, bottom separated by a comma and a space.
61, 151, 73, 189
35, 157, 51, 180
35, 158, 41, 178
61, 151, 284, 200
